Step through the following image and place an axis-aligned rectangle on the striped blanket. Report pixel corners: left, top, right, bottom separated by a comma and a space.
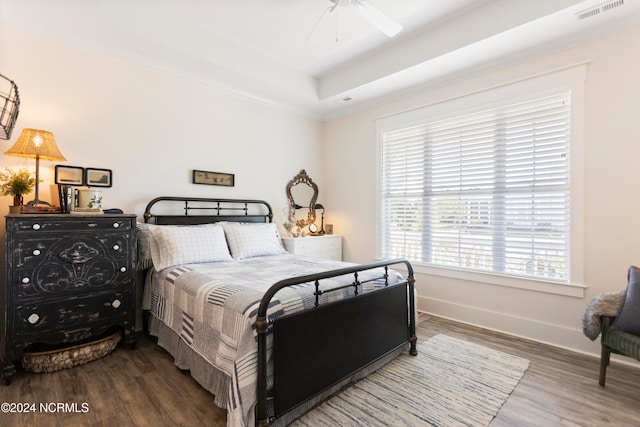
142, 254, 398, 426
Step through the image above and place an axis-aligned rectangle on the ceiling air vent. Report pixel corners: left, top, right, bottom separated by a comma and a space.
576, 0, 624, 20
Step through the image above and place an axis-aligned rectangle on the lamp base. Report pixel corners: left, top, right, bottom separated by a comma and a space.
23, 199, 62, 213
26, 199, 52, 207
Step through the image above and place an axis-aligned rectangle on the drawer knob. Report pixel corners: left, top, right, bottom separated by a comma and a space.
22, 277, 30, 284
32, 224, 41, 230
28, 313, 40, 324
113, 244, 120, 251
32, 249, 41, 256
120, 266, 127, 273
112, 299, 121, 309
112, 222, 120, 228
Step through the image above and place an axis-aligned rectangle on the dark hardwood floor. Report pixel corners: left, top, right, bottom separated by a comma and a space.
1, 315, 639, 426
422, 316, 640, 427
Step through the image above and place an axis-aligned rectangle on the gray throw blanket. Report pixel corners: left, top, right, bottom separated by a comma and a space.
582, 289, 625, 340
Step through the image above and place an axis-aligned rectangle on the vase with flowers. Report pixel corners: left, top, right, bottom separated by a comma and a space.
0, 167, 36, 213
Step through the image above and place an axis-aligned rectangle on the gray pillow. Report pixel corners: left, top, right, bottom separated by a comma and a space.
612, 266, 640, 335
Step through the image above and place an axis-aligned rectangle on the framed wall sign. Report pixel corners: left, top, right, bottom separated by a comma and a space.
55, 165, 84, 186
85, 168, 112, 187
192, 170, 235, 187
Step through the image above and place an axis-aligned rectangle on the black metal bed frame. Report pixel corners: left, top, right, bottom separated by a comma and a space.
143, 196, 273, 224
143, 197, 417, 425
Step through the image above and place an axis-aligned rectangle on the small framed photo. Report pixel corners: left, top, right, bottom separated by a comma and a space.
192, 170, 235, 187
55, 165, 84, 186
85, 168, 112, 187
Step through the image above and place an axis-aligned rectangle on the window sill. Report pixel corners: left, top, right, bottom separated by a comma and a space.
403, 262, 585, 298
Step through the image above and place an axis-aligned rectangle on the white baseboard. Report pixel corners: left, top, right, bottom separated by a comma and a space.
417, 295, 640, 369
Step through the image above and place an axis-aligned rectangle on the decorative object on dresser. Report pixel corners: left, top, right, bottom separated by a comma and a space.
313, 203, 326, 235
20, 329, 122, 373
0, 73, 20, 140
54, 164, 84, 186
286, 169, 318, 234
4, 128, 66, 208
0, 167, 35, 213
85, 167, 112, 187
281, 234, 342, 261
1, 214, 137, 384
76, 188, 103, 211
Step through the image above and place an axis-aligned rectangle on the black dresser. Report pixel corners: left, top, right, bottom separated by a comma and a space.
1, 214, 137, 384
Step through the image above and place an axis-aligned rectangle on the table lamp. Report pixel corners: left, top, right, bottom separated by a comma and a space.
4, 128, 66, 206
314, 203, 325, 235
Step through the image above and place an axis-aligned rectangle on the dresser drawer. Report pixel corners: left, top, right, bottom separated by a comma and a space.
12, 236, 133, 299
8, 216, 133, 234
313, 248, 341, 261
14, 291, 132, 337
289, 239, 315, 254
282, 235, 342, 261
14, 234, 131, 268
15, 262, 132, 299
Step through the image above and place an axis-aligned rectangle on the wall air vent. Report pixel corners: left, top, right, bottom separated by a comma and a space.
576, 0, 624, 20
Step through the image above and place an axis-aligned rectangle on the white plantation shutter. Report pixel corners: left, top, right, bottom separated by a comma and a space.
381, 91, 571, 282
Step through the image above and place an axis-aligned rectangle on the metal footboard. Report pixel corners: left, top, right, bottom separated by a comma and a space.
255, 258, 417, 425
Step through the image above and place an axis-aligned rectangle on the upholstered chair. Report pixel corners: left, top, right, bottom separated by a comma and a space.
583, 266, 640, 386
599, 315, 640, 386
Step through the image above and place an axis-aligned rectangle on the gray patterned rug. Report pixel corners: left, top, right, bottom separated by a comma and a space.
292, 334, 530, 426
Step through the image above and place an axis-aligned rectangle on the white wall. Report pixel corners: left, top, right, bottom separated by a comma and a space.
0, 23, 323, 329
0, 24, 323, 225
323, 27, 640, 358
4, 17, 640, 361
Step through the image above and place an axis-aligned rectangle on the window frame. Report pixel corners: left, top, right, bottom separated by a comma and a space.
375, 65, 587, 297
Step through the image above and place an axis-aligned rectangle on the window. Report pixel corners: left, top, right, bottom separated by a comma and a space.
380, 91, 572, 283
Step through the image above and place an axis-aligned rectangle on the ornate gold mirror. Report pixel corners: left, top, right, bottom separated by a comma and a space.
286, 169, 318, 232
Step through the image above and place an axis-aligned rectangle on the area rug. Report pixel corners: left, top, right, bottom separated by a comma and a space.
292, 334, 530, 426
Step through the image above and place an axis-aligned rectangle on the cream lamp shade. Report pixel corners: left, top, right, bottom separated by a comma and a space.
4, 128, 66, 206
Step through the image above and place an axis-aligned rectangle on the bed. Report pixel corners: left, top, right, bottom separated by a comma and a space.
139, 196, 417, 426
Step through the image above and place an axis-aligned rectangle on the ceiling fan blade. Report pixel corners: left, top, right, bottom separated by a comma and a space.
306, 5, 334, 41
353, 0, 403, 37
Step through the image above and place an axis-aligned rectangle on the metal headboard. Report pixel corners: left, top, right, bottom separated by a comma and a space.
143, 196, 273, 225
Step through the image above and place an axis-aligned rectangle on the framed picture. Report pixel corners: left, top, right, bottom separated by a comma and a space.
85, 168, 112, 187
54, 165, 84, 186
192, 170, 235, 187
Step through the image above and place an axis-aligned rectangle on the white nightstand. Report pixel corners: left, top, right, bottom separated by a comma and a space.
281, 235, 342, 261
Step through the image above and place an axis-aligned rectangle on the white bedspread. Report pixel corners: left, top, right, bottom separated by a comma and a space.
142, 253, 399, 426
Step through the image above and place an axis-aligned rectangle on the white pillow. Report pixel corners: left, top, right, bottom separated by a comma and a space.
222, 222, 287, 259
148, 223, 232, 270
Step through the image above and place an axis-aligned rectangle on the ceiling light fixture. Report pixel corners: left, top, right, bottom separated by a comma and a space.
308, 0, 403, 42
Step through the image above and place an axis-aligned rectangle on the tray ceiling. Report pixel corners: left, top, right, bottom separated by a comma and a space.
2, 0, 640, 119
